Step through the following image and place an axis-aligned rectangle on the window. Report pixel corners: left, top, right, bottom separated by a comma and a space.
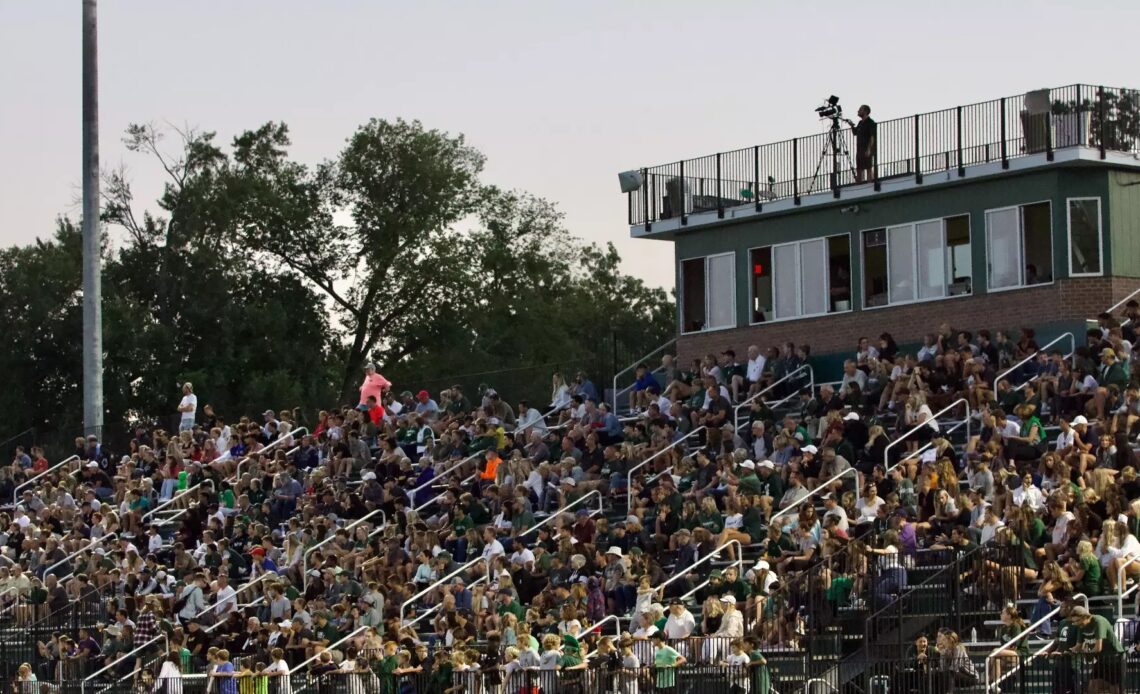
985, 201, 1052, 290
754, 235, 850, 322
680, 253, 735, 333
862, 215, 971, 308
1067, 197, 1102, 276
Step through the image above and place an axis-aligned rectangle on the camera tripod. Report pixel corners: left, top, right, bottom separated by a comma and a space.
805, 116, 857, 196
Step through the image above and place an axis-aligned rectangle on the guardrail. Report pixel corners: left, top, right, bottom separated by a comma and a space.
141, 481, 204, 524
992, 332, 1075, 393
194, 571, 275, 622
301, 509, 387, 591
984, 592, 1088, 693
412, 472, 476, 514
1118, 555, 1140, 620
769, 466, 859, 526
583, 614, 624, 640
526, 489, 604, 539
1105, 286, 1140, 325
43, 532, 119, 579
626, 426, 706, 511
882, 398, 971, 474
407, 450, 482, 504
12, 454, 80, 504
612, 337, 677, 412
399, 557, 488, 624
733, 364, 813, 433
653, 539, 742, 607
81, 634, 168, 693
231, 427, 309, 481
289, 625, 371, 674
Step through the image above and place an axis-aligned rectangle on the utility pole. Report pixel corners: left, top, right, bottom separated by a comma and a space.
82, 0, 104, 435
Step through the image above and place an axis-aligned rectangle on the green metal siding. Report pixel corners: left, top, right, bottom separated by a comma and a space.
672, 166, 1118, 328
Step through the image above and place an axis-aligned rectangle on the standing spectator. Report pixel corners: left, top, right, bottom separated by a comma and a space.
177, 383, 198, 432
359, 363, 391, 407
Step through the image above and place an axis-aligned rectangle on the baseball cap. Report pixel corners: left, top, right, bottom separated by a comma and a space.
802, 445, 818, 454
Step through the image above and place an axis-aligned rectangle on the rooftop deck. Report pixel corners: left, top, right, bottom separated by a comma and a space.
627, 83, 1139, 230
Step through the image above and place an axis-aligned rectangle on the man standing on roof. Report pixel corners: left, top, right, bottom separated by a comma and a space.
359, 362, 391, 407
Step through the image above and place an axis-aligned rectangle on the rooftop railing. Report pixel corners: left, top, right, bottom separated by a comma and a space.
628, 84, 1139, 227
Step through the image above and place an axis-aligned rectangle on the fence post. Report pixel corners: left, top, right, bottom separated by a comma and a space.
1098, 85, 1107, 159
679, 159, 687, 225
1045, 99, 1055, 161
914, 113, 923, 184
956, 105, 965, 177
716, 152, 724, 218
793, 138, 800, 205
753, 145, 761, 211
641, 167, 650, 231
1000, 96, 1009, 169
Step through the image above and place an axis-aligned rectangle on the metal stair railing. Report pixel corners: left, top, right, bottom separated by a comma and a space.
526, 489, 604, 539
733, 364, 814, 433
882, 397, 971, 474
80, 634, 168, 693
612, 337, 677, 412
407, 450, 482, 506
412, 473, 476, 514
992, 332, 1075, 393
141, 481, 205, 524
626, 426, 706, 510
983, 592, 1088, 693
289, 625, 370, 674
652, 539, 742, 610
1101, 286, 1140, 328
12, 455, 80, 504
399, 557, 488, 624
769, 466, 858, 526
231, 427, 309, 481
1117, 555, 1140, 620
42, 532, 119, 579
301, 509, 387, 592
194, 571, 276, 622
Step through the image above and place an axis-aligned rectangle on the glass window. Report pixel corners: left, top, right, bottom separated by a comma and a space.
828, 234, 852, 312
680, 258, 706, 332
887, 224, 915, 304
706, 253, 736, 329
945, 215, 972, 296
773, 244, 798, 320
863, 229, 888, 308
800, 239, 827, 316
750, 247, 773, 323
986, 208, 1022, 290
1068, 198, 1102, 276
916, 220, 945, 301
1022, 202, 1052, 284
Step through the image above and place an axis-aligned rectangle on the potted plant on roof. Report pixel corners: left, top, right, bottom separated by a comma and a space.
1052, 87, 1140, 151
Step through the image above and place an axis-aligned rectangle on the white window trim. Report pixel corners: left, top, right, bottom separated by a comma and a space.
749, 235, 851, 325
858, 213, 972, 311
747, 245, 772, 326
678, 252, 737, 334
983, 199, 1055, 294
1065, 196, 1103, 278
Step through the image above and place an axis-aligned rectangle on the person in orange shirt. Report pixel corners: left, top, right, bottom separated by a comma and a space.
358, 363, 391, 406
480, 450, 502, 490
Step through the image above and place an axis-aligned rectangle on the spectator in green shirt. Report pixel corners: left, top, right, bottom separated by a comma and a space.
495, 590, 525, 621
651, 633, 686, 690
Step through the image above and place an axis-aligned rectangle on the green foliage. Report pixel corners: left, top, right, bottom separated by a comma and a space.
1051, 88, 1140, 150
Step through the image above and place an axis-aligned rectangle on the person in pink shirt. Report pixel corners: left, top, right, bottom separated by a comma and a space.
359, 362, 391, 406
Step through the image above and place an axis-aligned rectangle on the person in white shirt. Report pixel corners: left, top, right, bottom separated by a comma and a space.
706, 595, 743, 661
855, 484, 885, 524
157, 653, 183, 694
211, 574, 237, 616
481, 527, 505, 563
745, 345, 766, 393
177, 383, 197, 432
663, 600, 696, 639
509, 538, 535, 568
1010, 473, 1045, 512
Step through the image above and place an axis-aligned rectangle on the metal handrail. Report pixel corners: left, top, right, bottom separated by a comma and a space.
0, 585, 19, 617
612, 338, 677, 411
232, 427, 309, 481
201, 595, 270, 634
584, 614, 623, 640
83, 634, 169, 683
652, 539, 742, 607
399, 557, 488, 624
733, 364, 814, 433
195, 572, 274, 621
992, 332, 1075, 393
13, 455, 80, 504
1105, 286, 1140, 322
43, 532, 118, 579
412, 473, 476, 513
289, 625, 370, 674
1117, 555, 1140, 619
515, 405, 559, 438
882, 398, 971, 473
141, 482, 203, 523
983, 592, 1088, 693
403, 572, 492, 631
626, 426, 706, 510
526, 490, 604, 539
302, 509, 387, 592
769, 467, 859, 525
407, 450, 482, 502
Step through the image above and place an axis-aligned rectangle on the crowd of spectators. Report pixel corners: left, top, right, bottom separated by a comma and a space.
1, 300, 1140, 693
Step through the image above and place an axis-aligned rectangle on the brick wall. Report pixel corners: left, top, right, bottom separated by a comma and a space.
676, 277, 1140, 365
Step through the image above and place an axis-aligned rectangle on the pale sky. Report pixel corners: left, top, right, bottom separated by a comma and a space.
2, 1, 1136, 289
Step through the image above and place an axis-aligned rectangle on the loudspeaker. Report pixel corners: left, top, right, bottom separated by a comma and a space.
618, 170, 644, 193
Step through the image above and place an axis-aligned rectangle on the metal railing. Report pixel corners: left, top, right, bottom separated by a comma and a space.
733, 364, 813, 433
992, 332, 1075, 393
653, 539, 742, 607
289, 625, 371, 674
769, 466, 859, 526
514, 404, 560, 438
1118, 555, 1140, 619
984, 593, 1088, 693
611, 338, 676, 411
626, 426, 706, 510
43, 532, 118, 579
194, 572, 275, 621
1104, 286, 1140, 325
412, 472, 476, 513
399, 557, 488, 624
301, 509, 387, 591
628, 84, 1140, 227
583, 614, 623, 640
231, 427, 309, 481
882, 398, 971, 473
12, 454, 80, 504
406, 450, 482, 504
141, 481, 204, 523
81, 634, 168, 691
526, 489, 604, 539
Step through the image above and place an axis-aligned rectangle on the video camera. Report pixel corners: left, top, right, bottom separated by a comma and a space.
815, 95, 842, 120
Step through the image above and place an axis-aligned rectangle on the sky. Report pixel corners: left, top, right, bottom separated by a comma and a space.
1, 1, 1137, 290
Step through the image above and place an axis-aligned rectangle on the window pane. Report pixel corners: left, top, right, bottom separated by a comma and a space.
888, 224, 915, 304
681, 258, 706, 332
750, 247, 773, 323
828, 235, 852, 312
1022, 202, 1052, 284
1068, 198, 1101, 275
945, 215, 972, 296
800, 238, 827, 316
916, 220, 945, 300
863, 230, 888, 308
986, 208, 1021, 290
773, 244, 799, 319
706, 254, 735, 329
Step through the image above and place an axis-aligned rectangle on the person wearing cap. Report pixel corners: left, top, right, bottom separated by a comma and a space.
414, 390, 440, 420
663, 599, 696, 640
822, 493, 850, 533
1067, 603, 1125, 689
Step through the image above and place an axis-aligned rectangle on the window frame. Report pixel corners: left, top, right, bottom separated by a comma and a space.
678, 251, 737, 334
748, 235, 852, 325
858, 212, 973, 312
982, 199, 1055, 294
1065, 196, 1103, 278
747, 245, 774, 325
